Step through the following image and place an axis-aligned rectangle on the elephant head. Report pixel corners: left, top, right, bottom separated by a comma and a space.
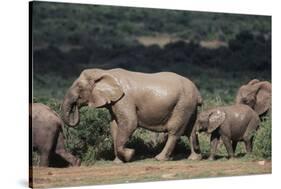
235, 79, 271, 116
196, 109, 226, 134
61, 69, 124, 126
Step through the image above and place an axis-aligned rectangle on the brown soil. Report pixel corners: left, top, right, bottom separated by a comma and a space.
30, 159, 271, 188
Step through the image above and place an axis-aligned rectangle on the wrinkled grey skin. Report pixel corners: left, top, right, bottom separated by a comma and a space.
32, 103, 81, 167
236, 79, 271, 117
62, 68, 203, 163
196, 104, 260, 160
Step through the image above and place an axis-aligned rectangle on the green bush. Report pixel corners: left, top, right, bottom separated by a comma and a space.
253, 116, 272, 159
64, 107, 113, 165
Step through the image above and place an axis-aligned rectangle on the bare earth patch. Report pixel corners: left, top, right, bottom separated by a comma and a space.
30, 159, 271, 188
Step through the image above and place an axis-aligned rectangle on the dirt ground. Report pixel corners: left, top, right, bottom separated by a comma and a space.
30, 159, 271, 188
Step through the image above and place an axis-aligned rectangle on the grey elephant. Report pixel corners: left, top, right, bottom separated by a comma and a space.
236, 79, 271, 117
32, 103, 81, 167
61, 68, 203, 163
195, 104, 260, 160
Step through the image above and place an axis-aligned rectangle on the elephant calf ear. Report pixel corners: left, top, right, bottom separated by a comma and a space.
90, 74, 124, 108
248, 79, 260, 85
207, 110, 226, 133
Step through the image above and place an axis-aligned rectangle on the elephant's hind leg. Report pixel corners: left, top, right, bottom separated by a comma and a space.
186, 109, 202, 160
155, 105, 199, 161
155, 134, 179, 161
244, 137, 254, 154
55, 132, 81, 166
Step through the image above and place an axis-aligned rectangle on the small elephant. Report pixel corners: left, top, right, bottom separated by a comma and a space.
196, 104, 260, 160
61, 68, 203, 162
32, 103, 81, 167
236, 79, 271, 117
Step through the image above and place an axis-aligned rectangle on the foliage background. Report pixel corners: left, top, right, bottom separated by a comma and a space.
31, 1, 271, 166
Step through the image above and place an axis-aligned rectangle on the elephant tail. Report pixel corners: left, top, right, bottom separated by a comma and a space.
197, 94, 203, 106
194, 88, 203, 107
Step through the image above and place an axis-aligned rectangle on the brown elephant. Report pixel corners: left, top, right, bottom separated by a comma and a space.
32, 103, 81, 167
61, 68, 203, 163
235, 79, 271, 117
195, 104, 260, 160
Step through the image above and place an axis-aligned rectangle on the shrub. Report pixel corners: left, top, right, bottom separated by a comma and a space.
253, 116, 272, 159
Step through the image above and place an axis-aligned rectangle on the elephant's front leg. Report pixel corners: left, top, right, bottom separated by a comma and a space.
112, 103, 138, 162
110, 120, 123, 164
115, 120, 137, 162
208, 133, 220, 160
155, 134, 179, 161
221, 135, 234, 159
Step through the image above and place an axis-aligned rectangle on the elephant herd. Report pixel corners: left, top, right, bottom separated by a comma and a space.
31, 68, 271, 167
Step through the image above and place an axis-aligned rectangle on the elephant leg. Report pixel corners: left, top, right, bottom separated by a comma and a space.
39, 151, 49, 167
116, 127, 136, 162
187, 110, 202, 160
114, 111, 137, 162
221, 135, 234, 159
232, 141, 238, 155
155, 134, 179, 161
208, 133, 220, 160
110, 120, 123, 164
188, 131, 202, 160
244, 137, 253, 154
112, 101, 138, 162
55, 132, 81, 166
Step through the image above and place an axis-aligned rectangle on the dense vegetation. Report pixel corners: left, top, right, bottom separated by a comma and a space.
31, 2, 271, 166
32, 1, 271, 47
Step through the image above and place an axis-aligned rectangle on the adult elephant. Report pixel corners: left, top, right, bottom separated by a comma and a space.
235, 79, 271, 117
61, 68, 202, 163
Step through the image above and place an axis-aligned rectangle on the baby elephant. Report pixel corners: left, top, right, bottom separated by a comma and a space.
196, 104, 260, 160
32, 103, 81, 167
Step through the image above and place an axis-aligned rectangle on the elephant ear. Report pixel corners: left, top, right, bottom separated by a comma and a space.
248, 79, 260, 85
207, 110, 226, 133
253, 82, 272, 115
90, 74, 124, 107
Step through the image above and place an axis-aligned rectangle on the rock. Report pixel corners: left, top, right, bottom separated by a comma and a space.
161, 173, 177, 179
47, 171, 53, 175
258, 160, 266, 165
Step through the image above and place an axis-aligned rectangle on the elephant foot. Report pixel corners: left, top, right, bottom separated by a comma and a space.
188, 153, 202, 161
155, 154, 170, 161
228, 156, 236, 160
73, 159, 81, 166
123, 148, 135, 162
113, 157, 124, 164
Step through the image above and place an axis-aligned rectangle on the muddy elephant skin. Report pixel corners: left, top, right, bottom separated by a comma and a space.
32, 103, 81, 167
62, 68, 203, 162
196, 104, 260, 160
236, 79, 271, 117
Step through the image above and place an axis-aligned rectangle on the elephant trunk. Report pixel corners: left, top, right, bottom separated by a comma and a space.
61, 92, 80, 127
